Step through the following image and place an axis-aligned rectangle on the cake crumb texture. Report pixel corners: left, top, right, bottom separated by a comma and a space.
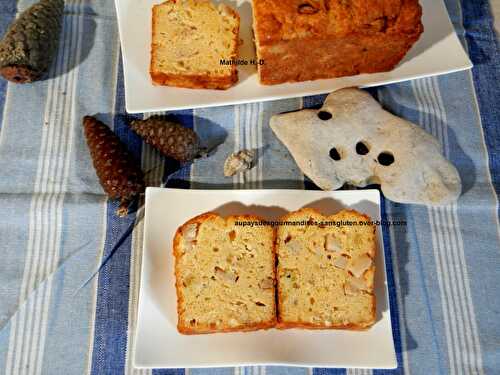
151, 0, 240, 89
174, 213, 276, 334
276, 208, 376, 329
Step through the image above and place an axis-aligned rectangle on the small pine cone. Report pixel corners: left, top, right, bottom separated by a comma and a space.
83, 116, 145, 217
130, 116, 201, 162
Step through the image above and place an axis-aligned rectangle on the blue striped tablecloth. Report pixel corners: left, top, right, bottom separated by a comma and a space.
0, 0, 499, 374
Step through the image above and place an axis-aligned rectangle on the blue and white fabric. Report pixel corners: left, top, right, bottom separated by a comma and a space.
0, 0, 499, 374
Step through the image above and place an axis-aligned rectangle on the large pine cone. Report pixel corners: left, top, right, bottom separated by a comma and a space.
130, 116, 201, 163
83, 116, 145, 216
0, 0, 64, 83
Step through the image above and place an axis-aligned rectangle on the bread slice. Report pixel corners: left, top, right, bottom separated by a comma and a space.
276, 208, 376, 329
173, 213, 276, 334
150, 0, 240, 90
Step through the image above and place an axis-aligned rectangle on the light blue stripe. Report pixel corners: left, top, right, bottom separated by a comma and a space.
377, 82, 454, 373
191, 105, 237, 189
267, 367, 309, 375
313, 368, 345, 375
0, 10, 18, 375
189, 368, 234, 375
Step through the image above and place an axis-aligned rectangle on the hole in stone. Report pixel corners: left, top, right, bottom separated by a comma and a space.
228, 230, 236, 241
318, 111, 332, 121
213, 247, 219, 252
255, 301, 266, 306
378, 152, 395, 166
356, 141, 370, 155
190, 319, 196, 325
329, 148, 341, 161
284, 234, 292, 243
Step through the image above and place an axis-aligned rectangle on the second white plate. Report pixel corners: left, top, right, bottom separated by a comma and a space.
115, 0, 472, 113
134, 188, 396, 369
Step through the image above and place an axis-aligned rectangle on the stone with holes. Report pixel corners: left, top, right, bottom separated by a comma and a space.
270, 88, 462, 206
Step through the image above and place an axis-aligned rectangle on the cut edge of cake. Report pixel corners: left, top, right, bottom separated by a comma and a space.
275, 207, 376, 330
173, 212, 277, 335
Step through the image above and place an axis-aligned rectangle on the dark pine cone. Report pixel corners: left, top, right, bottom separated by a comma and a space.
130, 116, 201, 163
83, 116, 145, 217
0, 0, 64, 83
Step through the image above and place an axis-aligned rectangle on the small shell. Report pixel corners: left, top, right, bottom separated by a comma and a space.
224, 149, 255, 177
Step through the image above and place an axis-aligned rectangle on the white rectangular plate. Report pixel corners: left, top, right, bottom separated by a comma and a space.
135, 188, 397, 369
114, 0, 472, 113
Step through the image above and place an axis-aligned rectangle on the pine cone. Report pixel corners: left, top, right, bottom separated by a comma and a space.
130, 116, 201, 162
83, 116, 145, 217
0, 0, 64, 83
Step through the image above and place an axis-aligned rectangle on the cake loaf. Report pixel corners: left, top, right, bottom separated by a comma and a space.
276, 208, 376, 329
252, 0, 423, 85
151, 0, 240, 89
173, 213, 276, 334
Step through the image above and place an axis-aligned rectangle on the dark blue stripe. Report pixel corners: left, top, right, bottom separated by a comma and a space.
460, 0, 500, 212
90, 57, 139, 375
372, 196, 404, 375
313, 368, 345, 375
153, 369, 185, 375
0, 1, 17, 131
303, 94, 328, 109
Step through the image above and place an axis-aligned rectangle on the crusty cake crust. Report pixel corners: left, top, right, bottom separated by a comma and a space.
252, 0, 423, 84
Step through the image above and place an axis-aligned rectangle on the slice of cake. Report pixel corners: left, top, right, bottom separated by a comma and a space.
150, 0, 240, 90
173, 213, 276, 334
276, 208, 376, 329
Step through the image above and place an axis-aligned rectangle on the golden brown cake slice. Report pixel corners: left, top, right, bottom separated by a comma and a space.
151, 0, 240, 89
173, 213, 276, 334
276, 208, 376, 329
